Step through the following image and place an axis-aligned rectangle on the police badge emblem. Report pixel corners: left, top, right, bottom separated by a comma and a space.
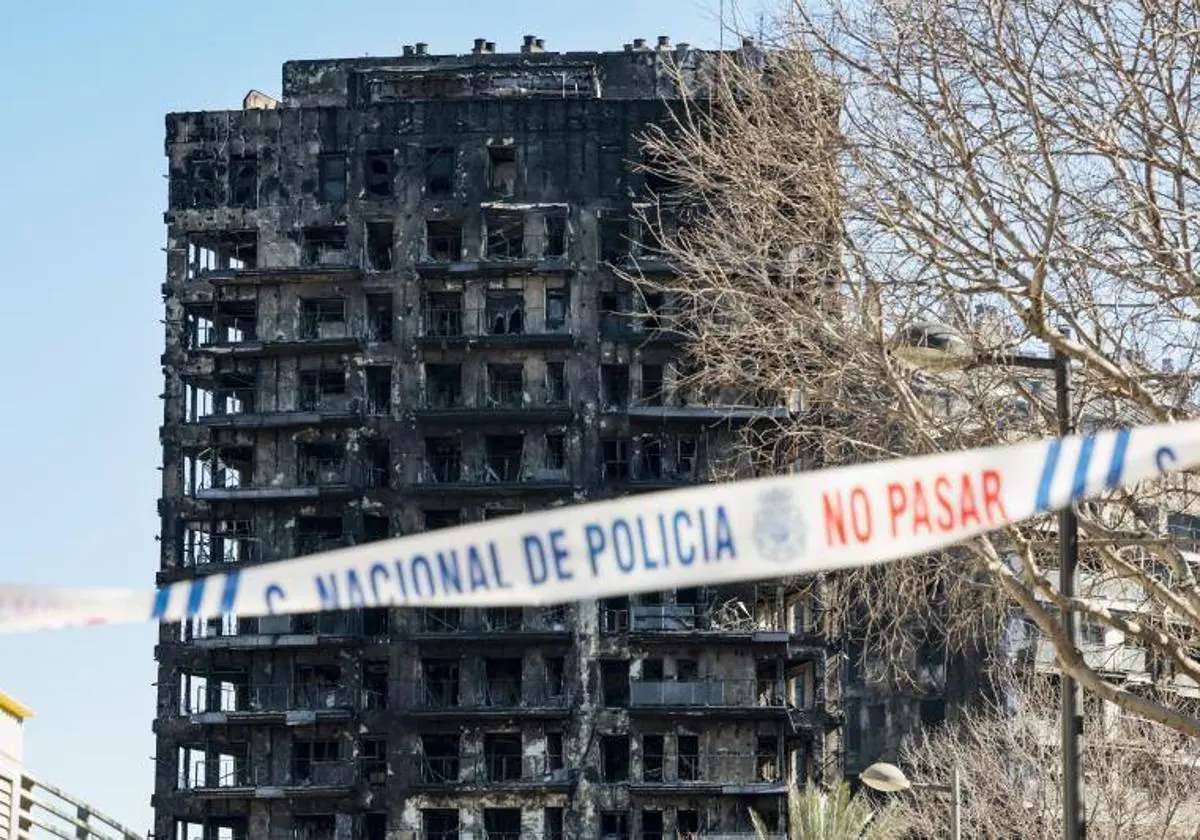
753, 487, 807, 562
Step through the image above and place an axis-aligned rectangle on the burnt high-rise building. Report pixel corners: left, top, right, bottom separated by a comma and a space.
155, 36, 839, 840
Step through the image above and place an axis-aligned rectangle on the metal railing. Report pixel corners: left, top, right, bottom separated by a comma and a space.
182, 682, 357, 715
628, 678, 788, 708
16, 773, 142, 840
299, 456, 348, 486
403, 678, 569, 710
599, 311, 675, 338
422, 306, 569, 339
633, 753, 785, 786
602, 604, 788, 634
417, 754, 568, 785
412, 607, 569, 633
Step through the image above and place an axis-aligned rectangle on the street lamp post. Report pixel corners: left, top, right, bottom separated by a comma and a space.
860, 761, 961, 840
890, 322, 1085, 840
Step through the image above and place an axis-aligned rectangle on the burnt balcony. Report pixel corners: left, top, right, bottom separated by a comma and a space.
409, 606, 571, 643
413, 754, 571, 790
601, 604, 791, 646
417, 305, 574, 348
599, 310, 681, 345
399, 678, 570, 717
187, 374, 361, 430
415, 446, 573, 496
415, 377, 573, 425
178, 761, 357, 798
180, 681, 359, 724
629, 752, 787, 795
627, 678, 791, 716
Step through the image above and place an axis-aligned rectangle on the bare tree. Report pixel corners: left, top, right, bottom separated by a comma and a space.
627, 0, 1200, 736
880, 671, 1200, 838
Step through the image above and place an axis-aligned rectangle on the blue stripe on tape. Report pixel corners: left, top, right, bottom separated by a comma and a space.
219, 571, 241, 614
1071, 435, 1096, 501
186, 577, 207, 618
1105, 428, 1130, 489
1035, 439, 1062, 512
151, 586, 171, 620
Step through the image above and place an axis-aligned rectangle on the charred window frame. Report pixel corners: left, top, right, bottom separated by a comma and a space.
229, 156, 258, 208
364, 150, 394, 198
318, 154, 347, 203
545, 285, 569, 330
487, 145, 518, 196
366, 221, 393, 271
425, 146, 456, 196
425, 219, 463, 262
188, 158, 219, 209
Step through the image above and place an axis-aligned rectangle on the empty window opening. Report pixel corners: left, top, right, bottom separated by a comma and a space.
547, 733, 565, 772
486, 363, 524, 407
678, 437, 698, 478
425, 291, 463, 336
295, 516, 344, 556
298, 370, 346, 411
756, 660, 779, 703
186, 231, 257, 277
183, 519, 255, 566
485, 289, 525, 334
365, 365, 392, 414
229, 156, 258, 208
756, 735, 781, 782
545, 285, 569, 330
640, 437, 664, 480
421, 809, 459, 840
600, 812, 630, 840
212, 371, 257, 417
215, 300, 257, 344
424, 509, 462, 531
363, 660, 388, 709
486, 211, 525, 259
425, 219, 462, 261
643, 292, 666, 329
642, 658, 665, 680
425, 147, 456, 196
362, 438, 390, 489
424, 363, 463, 408
176, 817, 248, 840
301, 227, 348, 267
292, 740, 339, 785
920, 697, 947, 727
602, 439, 631, 482
362, 605, 389, 634
545, 434, 566, 471
485, 657, 522, 706
422, 659, 460, 707
364, 150, 394, 198
363, 814, 387, 840
544, 213, 567, 258
601, 364, 630, 409
677, 810, 699, 836
318, 154, 346, 203
546, 656, 566, 700
546, 362, 566, 403
678, 658, 700, 681
678, 734, 700, 781
484, 607, 523, 632
642, 734, 665, 782
484, 733, 523, 781
366, 221, 394, 270
299, 441, 345, 486
483, 809, 521, 840
600, 734, 630, 782
488, 145, 518, 195
600, 216, 631, 262
361, 738, 387, 782
293, 815, 336, 840
485, 435, 524, 483
188, 159, 218, 208
425, 437, 462, 483
192, 445, 253, 492
421, 734, 461, 783
366, 293, 393, 342
419, 608, 462, 632
600, 660, 629, 707
300, 298, 346, 340
641, 364, 664, 405
642, 810, 664, 840
545, 808, 565, 840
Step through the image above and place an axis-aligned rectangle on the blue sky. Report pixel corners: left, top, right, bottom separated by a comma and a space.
0, 0, 758, 831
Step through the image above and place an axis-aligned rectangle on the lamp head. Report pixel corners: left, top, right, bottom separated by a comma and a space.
890, 321, 975, 372
860, 762, 912, 793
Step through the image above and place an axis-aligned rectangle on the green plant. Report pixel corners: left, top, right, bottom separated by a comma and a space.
751, 782, 886, 839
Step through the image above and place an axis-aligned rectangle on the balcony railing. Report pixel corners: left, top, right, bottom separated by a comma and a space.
632, 752, 785, 787
403, 678, 569, 710
420, 380, 570, 411
599, 311, 676, 340
416, 754, 569, 786
603, 605, 787, 634
413, 607, 570, 634
182, 682, 357, 715
628, 678, 788, 708
421, 306, 570, 339
181, 761, 358, 790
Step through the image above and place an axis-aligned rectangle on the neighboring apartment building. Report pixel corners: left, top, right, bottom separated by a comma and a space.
0, 690, 141, 840
155, 37, 839, 840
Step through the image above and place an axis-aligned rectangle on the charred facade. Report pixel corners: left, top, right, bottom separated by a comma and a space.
154, 37, 838, 840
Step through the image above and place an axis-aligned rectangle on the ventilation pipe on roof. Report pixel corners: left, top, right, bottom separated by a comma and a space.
657, 35, 671, 50
414, 42, 429, 56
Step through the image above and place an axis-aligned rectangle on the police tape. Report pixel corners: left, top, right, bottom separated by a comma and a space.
0, 421, 1196, 634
